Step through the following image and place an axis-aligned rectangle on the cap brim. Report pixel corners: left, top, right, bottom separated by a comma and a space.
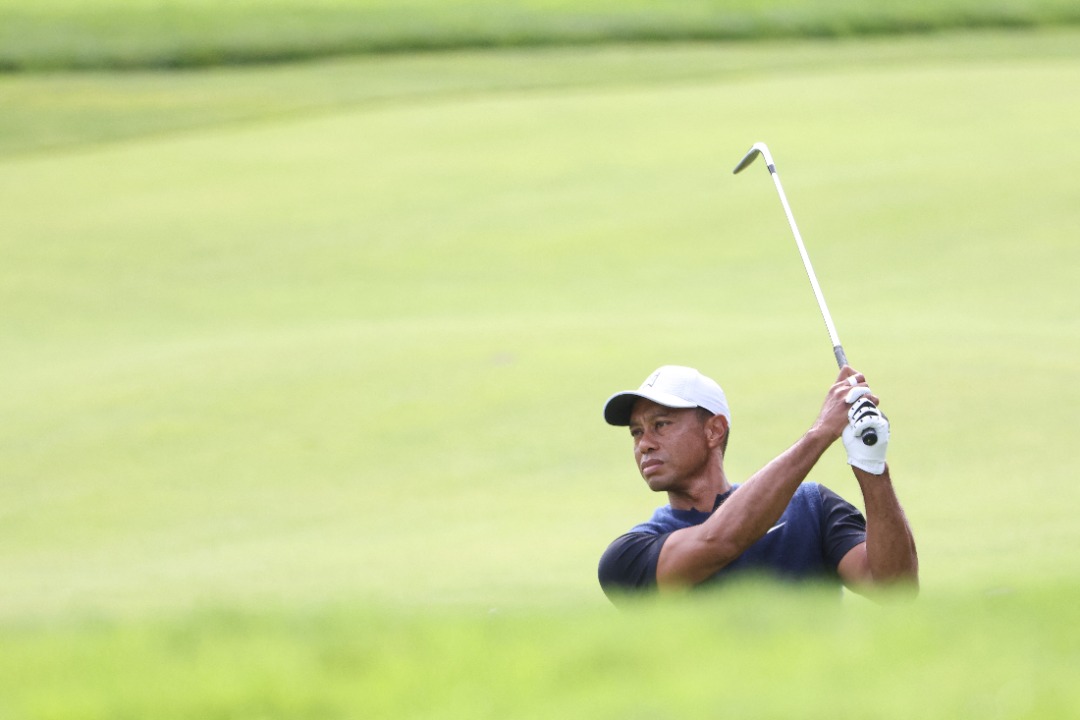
603, 390, 698, 426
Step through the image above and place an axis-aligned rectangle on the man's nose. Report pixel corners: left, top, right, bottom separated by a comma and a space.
635, 430, 658, 453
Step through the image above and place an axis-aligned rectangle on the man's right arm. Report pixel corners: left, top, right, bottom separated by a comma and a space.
654, 426, 835, 588
654, 369, 860, 590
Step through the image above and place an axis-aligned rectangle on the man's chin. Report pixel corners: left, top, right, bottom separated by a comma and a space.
643, 475, 671, 493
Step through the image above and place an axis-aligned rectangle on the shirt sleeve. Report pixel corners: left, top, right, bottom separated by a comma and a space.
597, 531, 670, 601
817, 484, 867, 568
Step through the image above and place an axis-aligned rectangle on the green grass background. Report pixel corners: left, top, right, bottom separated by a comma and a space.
2, 0, 1080, 69
2, 2, 1080, 717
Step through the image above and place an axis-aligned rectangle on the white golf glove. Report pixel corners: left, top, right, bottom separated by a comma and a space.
841, 387, 889, 475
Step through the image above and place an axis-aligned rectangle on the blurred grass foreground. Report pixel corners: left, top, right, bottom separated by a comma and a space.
4, 584, 1080, 719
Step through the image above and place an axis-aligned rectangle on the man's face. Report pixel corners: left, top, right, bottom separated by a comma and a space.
628, 399, 712, 493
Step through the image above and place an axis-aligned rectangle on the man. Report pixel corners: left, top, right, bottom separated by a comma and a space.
597, 364, 918, 602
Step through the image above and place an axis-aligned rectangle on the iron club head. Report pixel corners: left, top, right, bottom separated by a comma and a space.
732, 142, 774, 174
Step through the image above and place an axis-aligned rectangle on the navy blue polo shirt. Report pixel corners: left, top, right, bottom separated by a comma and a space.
598, 482, 866, 601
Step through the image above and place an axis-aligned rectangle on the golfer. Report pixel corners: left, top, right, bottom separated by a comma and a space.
598, 365, 918, 601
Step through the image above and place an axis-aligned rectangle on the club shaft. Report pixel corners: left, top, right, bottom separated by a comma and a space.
735, 143, 877, 444
765, 164, 847, 369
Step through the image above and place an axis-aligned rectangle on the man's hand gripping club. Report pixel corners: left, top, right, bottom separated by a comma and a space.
814, 369, 889, 475
840, 373, 889, 475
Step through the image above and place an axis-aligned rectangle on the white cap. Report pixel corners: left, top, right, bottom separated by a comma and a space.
603, 365, 731, 427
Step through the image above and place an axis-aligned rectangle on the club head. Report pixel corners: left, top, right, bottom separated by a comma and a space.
732, 142, 774, 174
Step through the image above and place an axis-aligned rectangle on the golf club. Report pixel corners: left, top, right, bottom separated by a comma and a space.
733, 142, 878, 446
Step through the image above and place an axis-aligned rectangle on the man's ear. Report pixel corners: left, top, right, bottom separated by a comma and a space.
705, 414, 728, 450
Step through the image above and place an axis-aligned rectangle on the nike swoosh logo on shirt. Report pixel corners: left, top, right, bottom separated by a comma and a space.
767, 522, 786, 534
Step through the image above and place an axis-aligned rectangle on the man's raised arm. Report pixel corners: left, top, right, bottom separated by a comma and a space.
656, 369, 860, 589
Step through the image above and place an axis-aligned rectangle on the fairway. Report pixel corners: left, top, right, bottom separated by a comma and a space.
2, 27, 1080, 719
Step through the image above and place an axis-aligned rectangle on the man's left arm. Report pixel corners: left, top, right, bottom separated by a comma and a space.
837, 465, 919, 594
835, 382, 919, 595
